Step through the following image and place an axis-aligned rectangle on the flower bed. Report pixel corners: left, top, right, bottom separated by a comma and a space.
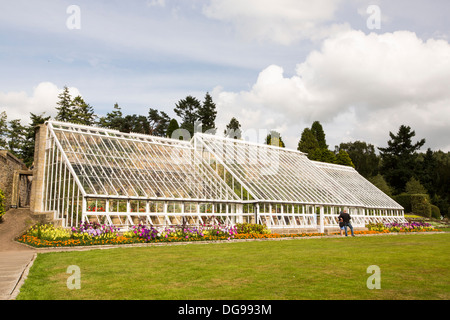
16, 222, 442, 248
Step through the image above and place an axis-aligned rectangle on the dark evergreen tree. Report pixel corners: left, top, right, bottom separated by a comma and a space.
378, 125, 425, 193
98, 103, 124, 131
297, 128, 319, 155
198, 92, 217, 134
0, 111, 7, 150
311, 121, 328, 150
224, 117, 242, 139
174, 96, 201, 137
72, 96, 96, 126
21, 113, 51, 167
55, 86, 75, 122
148, 108, 171, 137
166, 118, 180, 139
338, 141, 379, 178
7, 119, 27, 158
335, 149, 354, 167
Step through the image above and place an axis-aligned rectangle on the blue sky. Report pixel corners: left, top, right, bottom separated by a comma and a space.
1, 0, 449, 151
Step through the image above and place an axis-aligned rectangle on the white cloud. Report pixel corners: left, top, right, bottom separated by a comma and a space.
0, 82, 81, 125
203, 0, 348, 44
212, 30, 450, 151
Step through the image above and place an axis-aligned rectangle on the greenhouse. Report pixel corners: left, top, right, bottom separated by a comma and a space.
30, 121, 406, 232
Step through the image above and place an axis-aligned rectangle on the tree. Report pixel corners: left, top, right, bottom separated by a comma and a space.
21, 112, 51, 167
198, 92, 217, 134
166, 119, 180, 139
174, 96, 201, 137
309, 148, 336, 163
7, 119, 27, 157
72, 96, 96, 126
378, 125, 426, 193
148, 108, 171, 137
335, 149, 354, 167
405, 177, 428, 195
338, 141, 379, 178
368, 174, 393, 197
121, 115, 150, 134
98, 103, 124, 131
55, 86, 75, 122
265, 130, 285, 148
224, 117, 242, 139
311, 121, 328, 149
298, 128, 319, 155
0, 111, 8, 149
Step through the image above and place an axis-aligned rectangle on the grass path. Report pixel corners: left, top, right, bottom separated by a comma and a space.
17, 233, 450, 300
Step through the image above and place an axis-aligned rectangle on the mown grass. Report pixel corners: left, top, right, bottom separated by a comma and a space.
17, 233, 450, 300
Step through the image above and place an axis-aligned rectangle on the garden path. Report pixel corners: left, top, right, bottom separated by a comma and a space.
0, 208, 37, 300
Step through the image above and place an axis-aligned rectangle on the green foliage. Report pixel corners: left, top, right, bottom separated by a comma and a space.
148, 108, 170, 137
405, 177, 428, 195
174, 95, 202, 137
309, 148, 336, 163
198, 92, 217, 134
338, 140, 379, 178
335, 149, 354, 167
410, 194, 431, 218
98, 103, 124, 130
0, 189, 5, 220
369, 174, 393, 197
297, 128, 319, 155
71, 96, 96, 126
0, 111, 7, 149
378, 125, 426, 193
430, 205, 441, 219
166, 119, 180, 139
311, 121, 328, 150
393, 193, 412, 212
224, 117, 242, 139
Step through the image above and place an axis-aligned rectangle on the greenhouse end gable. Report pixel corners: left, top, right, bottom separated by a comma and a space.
29, 121, 406, 233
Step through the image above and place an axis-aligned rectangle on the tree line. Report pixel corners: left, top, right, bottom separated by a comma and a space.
0, 86, 449, 217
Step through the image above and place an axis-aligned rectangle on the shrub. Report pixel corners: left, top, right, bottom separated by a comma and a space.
393, 193, 412, 212
430, 205, 441, 219
0, 189, 5, 220
410, 194, 431, 218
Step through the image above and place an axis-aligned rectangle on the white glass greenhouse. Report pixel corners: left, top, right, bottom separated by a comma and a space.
37, 121, 406, 231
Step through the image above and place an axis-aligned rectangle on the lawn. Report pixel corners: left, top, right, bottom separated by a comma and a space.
17, 233, 450, 300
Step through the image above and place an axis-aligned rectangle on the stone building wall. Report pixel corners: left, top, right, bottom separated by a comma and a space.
0, 150, 28, 210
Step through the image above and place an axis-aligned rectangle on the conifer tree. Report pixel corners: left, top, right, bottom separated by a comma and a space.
72, 95, 96, 126
198, 92, 217, 134
55, 86, 75, 122
224, 117, 242, 139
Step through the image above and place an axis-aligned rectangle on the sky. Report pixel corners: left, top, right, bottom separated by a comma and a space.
1, 0, 449, 152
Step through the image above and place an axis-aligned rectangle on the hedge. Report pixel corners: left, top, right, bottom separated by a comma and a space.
410, 194, 431, 218
430, 205, 441, 219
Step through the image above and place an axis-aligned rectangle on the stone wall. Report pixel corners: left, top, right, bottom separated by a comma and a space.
0, 150, 28, 210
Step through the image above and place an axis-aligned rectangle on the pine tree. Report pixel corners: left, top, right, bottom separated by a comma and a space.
311, 121, 328, 150
224, 117, 242, 139
21, 112, 51, 167
7, 119, 27, 158
0, 111, 8, 150
297, 128, 319, 155
335, 149, 355, 167
72, 96, 96, 126
55, 86, 75, 122
166, 119, 180, 139
378, 125, 425, 193
98, 103, 124, 131
198, 92, 217, 134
